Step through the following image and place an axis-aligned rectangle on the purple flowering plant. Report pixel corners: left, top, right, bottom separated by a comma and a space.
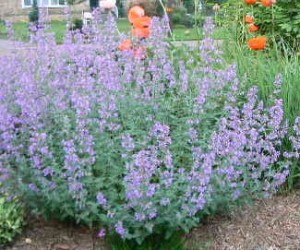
0, 12, 291, 246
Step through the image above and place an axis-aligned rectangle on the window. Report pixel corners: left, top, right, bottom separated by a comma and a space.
22, 0, 67, 8
23, 0, 32, 7
50, 0, 67, 6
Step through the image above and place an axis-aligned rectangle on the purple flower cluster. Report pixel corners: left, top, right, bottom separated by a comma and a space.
212, 85, 289, 197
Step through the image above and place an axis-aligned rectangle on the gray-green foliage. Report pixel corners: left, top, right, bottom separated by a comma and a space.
172, 7, 188, 25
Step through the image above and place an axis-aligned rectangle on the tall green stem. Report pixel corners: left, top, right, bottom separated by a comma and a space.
158, 0, 173, 37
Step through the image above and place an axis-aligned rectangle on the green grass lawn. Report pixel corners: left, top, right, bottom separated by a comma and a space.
117, 19, 203, 41
0, 19, 205, 43
0, 21, 67, 43
0, 18, 231, 45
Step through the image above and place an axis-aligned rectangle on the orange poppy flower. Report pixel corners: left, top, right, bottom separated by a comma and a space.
245, 15, 254, 24
132, 27, 150, 39
132, 16, 152, 29
119, 39, 133, 51
248, 36, 268, 50
261, 0, 273, 6
244, 0, 256, 5
128, 6, 145, 23
249, 24, 260, 32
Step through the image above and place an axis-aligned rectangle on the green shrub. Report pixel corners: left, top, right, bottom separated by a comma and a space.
183, 0, 195, 13
253, 0, 300, 51
28, 0, 39, 24
0, 197, 24, 245
72, 18, 83, 31
172, 7, 188, 25
183, 14, 204, 28
172, 6, 203, 28
225, 0, 300, 51
216, 0, 242, 27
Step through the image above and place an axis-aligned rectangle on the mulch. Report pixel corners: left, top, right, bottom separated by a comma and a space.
4, 219, 108, 250
4, 192, 300, 250
188, 192, 300, 250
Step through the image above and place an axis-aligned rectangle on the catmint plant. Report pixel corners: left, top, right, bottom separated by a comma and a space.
0, 14, 291, 247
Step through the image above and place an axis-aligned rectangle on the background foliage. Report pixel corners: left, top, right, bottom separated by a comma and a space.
0, 196, 24, 245
220, 0, 300, 51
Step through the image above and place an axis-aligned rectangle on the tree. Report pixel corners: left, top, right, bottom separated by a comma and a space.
183, 0, 195, 13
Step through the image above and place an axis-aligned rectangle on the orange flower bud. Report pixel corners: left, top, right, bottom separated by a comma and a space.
249, 24, 260, 32
245, 15, 254, 24
261, 0, 273, 7
244, 0, 256, 5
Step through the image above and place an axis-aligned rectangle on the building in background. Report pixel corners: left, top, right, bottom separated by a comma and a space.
0, 0, 85, 21
0, 0, 128, 21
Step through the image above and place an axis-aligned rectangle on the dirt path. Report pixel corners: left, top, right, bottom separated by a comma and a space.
172, 40, 223, 48
0, 39, 18, 56
0, 40, 37, 57
4, 192, 300, 250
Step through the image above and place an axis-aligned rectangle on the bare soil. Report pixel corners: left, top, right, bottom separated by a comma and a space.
4, 218, 109, 250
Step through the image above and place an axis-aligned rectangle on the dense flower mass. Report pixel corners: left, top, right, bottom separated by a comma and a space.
0, 12, 293, 245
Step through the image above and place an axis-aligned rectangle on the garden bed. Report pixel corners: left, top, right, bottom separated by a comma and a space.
190, 192, 300, 249
1, 4, 300, 250
5, 192, 300, 250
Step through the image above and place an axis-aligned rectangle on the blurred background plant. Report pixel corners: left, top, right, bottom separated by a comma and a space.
0, 195, 24, 246
253, 0, 300, 53
221, 0, 300, 53
28, 0, 39, 24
